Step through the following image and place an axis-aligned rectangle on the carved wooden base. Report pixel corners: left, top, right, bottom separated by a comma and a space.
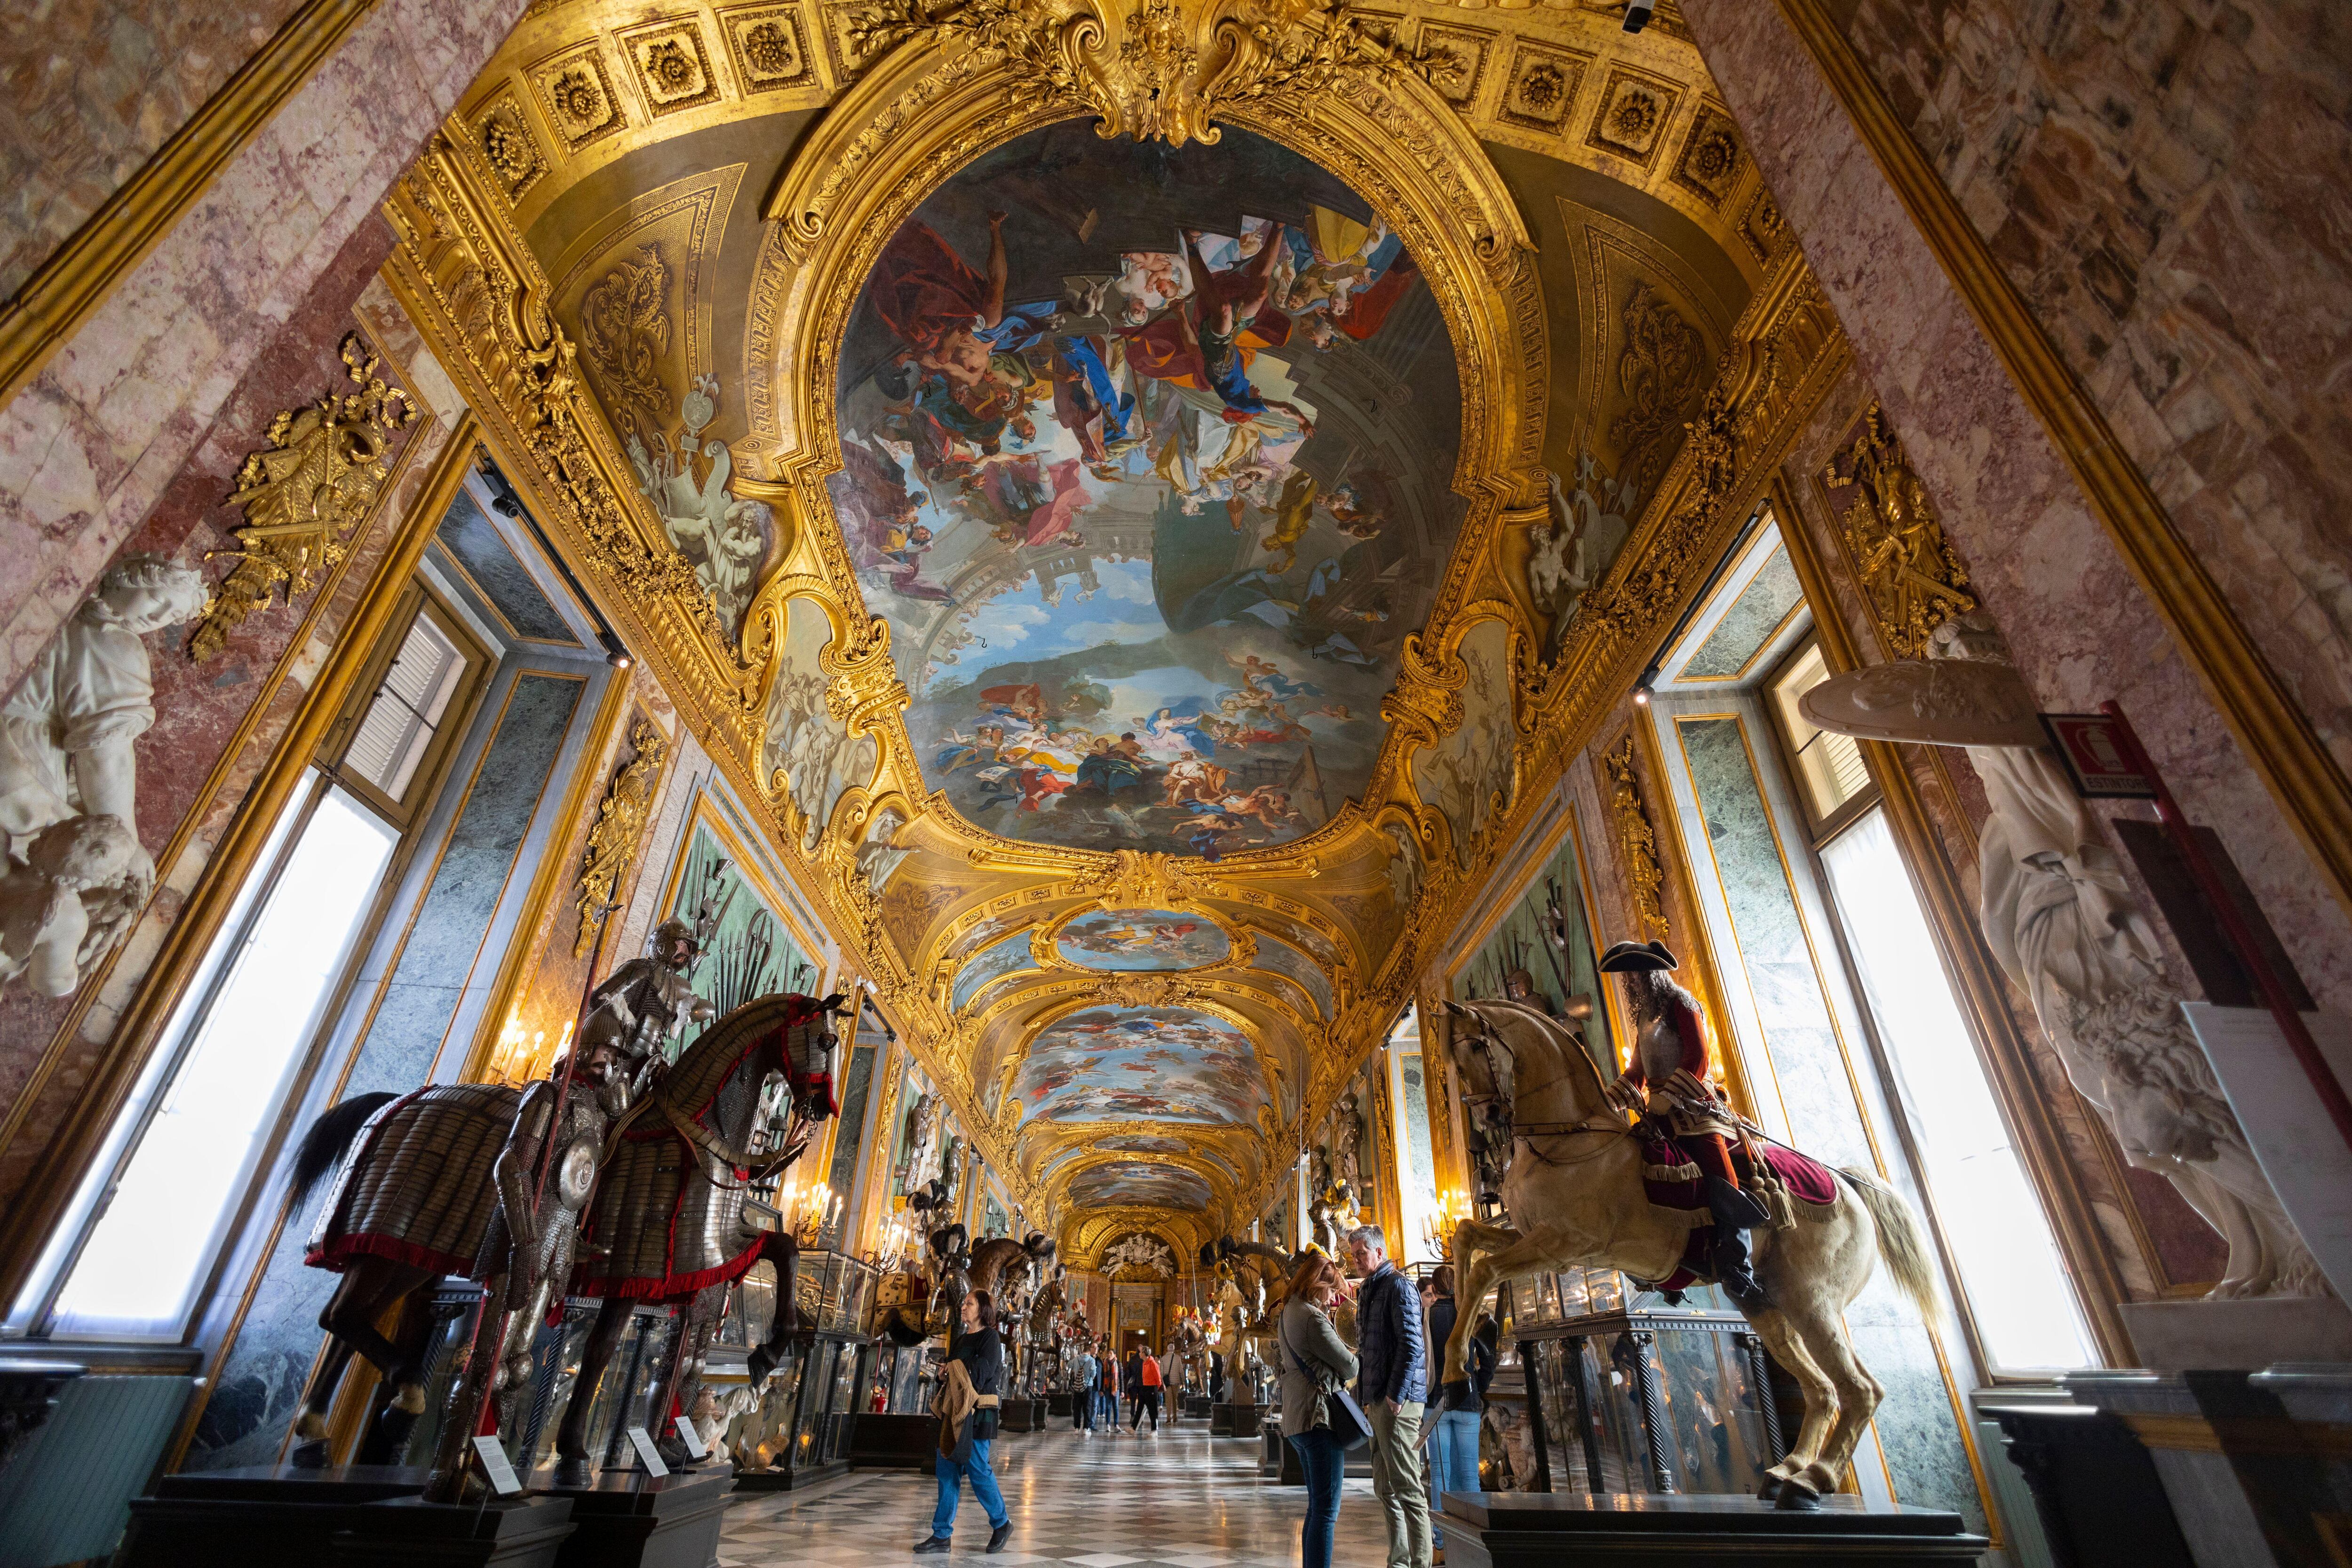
538, 1467, 732, 1568
118, 1465, 572, 1567
1209, 1401, 1260, 1436
1439, 1493, 1984, 1568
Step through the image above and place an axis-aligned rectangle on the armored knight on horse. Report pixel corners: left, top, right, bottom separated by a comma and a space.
291, 987, 846, 1484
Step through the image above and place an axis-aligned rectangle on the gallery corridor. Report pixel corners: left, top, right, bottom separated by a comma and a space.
715, 1419, 1390, 1567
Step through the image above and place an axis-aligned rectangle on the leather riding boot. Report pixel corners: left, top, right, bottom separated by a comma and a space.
1704, 1176, 1767, 1305
1710, 1225, 1764, 1306
1705, 1174, 1770, 1231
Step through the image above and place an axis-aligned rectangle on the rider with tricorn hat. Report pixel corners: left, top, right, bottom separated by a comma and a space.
1597, 938, 1772, 1304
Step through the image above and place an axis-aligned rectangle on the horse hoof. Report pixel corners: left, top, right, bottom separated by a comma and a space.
1774, 1480, 1823, 1512
553, 1457, 596, 1488
289, 1441, 331, 1470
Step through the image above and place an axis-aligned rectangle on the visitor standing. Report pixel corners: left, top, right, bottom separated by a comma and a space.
1098, 1337, 1122, 1432
1277, 1251, 1359, 1568
915, 1291, 1012, 1555
1136, 1343, 1165, 1432
1071, 1341, 1099, 1432
1420, 1265, 1490, 1562
1349, 1226, 1430, 1568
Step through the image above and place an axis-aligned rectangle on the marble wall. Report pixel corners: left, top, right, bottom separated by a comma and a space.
1838, 0, 2352, 784
0, 0, 307, 299
1677, 0, 2352, 1025
0, 241, 455, 1232
0, 0, 526, 708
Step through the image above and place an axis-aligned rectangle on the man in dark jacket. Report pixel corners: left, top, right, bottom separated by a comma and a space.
1347, 1226, 1430, 1568
916, 1291, 1012, 1555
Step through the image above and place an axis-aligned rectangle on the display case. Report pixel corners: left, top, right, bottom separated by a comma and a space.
1489, 1266, 1785, 1497
713, 1249, 879, 1490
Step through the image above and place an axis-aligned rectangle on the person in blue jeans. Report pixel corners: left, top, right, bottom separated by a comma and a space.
1419, 1266, 1491, 1558
1276, 1251, 1359, 1568
916, 1291, 1012, 1555
1071, 1343, 1099, 1431
1098, 1338, 1123, 1432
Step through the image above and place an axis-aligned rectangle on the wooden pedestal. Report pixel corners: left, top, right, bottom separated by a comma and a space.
119, 1465, 573, 1568
1210, 1401, 1260, 1436
847, 1412, 937, 1471
1440, 1492, 1985, 1568
541, 1467, 733, 1568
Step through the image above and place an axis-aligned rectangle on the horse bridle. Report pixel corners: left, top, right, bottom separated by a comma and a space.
1458, 1015, 1626, 1168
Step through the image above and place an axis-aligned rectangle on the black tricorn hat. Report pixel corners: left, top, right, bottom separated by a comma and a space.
1597, 939, 1679, 973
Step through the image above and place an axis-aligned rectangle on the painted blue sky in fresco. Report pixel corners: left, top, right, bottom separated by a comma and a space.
1069, 1160, 1214, 1211
1057, 907, 1231, 970
952, 929, 1038, 1012
1012, 1006, 1265, 1124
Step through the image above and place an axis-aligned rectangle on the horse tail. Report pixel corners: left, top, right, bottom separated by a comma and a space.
290, 1092, 397, 1209
1839, 1166, 1939, 1322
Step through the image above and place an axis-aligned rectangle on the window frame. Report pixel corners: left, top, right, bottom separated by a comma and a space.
316, 583, 491, 830
6, 581, 493, 1348
1758, 631, 1880, 848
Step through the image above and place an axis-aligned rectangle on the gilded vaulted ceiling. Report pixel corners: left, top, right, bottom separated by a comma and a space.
408, 0, 1828, 1255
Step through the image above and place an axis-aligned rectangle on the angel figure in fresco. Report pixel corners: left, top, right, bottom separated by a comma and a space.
1115, 227, 1315, 430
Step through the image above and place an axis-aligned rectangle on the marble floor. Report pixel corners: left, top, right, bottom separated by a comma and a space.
718, 1417, 1394, 1566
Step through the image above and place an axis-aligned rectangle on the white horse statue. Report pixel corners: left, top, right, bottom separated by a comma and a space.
1437, 998, 1937, 1510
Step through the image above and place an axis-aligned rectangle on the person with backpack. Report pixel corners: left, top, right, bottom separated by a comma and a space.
1070, 1341, 1099, 1432
1098, 1337, 1122, 1432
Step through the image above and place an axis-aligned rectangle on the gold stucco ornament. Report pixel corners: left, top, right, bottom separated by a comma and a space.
191, 334, 415, 663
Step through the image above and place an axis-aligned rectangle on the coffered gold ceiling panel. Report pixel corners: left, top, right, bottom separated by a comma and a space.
405, 0, 1838, 1252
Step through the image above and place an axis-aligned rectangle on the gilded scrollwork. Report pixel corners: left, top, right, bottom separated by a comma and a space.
1600, 733, 1669, 943
1820, 403, 1976, 659
574, 717, 671, 958
191, 335, 416, 663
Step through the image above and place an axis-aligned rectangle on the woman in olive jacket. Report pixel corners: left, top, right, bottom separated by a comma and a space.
1277, 1252, 1359, 1568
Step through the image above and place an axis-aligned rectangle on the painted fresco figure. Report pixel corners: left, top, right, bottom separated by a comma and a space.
1597, 939, 1769, 1304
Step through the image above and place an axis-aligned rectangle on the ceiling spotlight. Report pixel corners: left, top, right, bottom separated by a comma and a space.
1623, 0, 1654, 32
1633, 685, 1652, 707
599, 631, 633, 669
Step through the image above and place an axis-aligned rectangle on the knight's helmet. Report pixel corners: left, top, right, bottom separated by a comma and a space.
652, 915, 699, 969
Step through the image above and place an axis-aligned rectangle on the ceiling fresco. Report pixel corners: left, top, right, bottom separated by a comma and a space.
1068, 1160, 1215, 1213
1009, 1005, 1267, 1126
829, 124, 1462, 860
1055, 908, 1231, 970
430, 0, 1828, 1264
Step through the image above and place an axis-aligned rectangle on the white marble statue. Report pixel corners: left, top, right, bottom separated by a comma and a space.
1799, 612, 2324, 1298
0, 555, 208, 997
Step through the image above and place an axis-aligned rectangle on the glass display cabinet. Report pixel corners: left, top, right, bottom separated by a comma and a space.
1485, 1265, 1786, 1497
711, 1249, 879, 1490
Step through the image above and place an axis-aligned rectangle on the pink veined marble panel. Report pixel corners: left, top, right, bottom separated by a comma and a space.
1677, 0, 2352, 1021
0, 0, 527, 715
1833, 0, 2352, 791
0, 0, 310, 300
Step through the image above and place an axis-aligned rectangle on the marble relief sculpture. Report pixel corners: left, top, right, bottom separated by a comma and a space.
1799, 613, 2323, 1299
0, 555, 208, 997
